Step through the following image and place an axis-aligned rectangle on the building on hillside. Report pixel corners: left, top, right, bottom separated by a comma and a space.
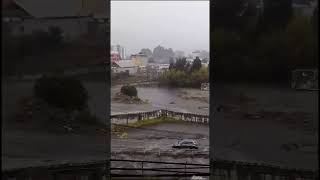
112, 60, 138, 75
146, 63, 170, 79
111, 45, 126, 60
131, 52, 148, 67
2, 0, 108, 41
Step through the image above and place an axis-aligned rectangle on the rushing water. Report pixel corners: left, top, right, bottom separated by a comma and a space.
111, 86, 209, 115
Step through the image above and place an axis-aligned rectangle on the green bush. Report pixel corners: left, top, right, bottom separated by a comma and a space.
159, 67, 209, 88
120, 85, 138, 97
34, 75, 88, 113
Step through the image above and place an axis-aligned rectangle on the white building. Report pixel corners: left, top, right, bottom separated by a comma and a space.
112, 60, 138, 75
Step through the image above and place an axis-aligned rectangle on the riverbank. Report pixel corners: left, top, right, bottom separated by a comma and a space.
111, 85, 209, 115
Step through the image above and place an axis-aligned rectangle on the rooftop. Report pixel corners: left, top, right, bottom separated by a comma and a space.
113, 60, 137, 68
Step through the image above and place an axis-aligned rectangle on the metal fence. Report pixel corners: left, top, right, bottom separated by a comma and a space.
111, 109, 209, 125
2, 159, 317, 180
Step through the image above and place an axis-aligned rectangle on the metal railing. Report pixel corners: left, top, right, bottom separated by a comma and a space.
2, 159, 318, 180
111, 109, 209, 125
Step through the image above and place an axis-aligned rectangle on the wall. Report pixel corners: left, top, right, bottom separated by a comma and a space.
111, 109, 209, 125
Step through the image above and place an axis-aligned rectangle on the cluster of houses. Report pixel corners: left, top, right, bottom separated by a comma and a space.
111, 56, 170, 78
111, 48, 210, 79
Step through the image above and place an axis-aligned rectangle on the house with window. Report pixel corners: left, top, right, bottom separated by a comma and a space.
2, 0, 108, 41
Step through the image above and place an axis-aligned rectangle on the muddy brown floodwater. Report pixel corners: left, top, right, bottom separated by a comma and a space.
111, 85, 209, 115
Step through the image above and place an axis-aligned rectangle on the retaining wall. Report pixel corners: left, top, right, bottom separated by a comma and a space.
110, 109, 209, 125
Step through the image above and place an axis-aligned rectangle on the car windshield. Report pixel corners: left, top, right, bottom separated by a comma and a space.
179, 140, 195, 145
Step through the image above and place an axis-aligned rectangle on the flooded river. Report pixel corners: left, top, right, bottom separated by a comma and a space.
111, 85, 209, 115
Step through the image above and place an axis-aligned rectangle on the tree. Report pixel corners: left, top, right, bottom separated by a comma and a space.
34, 75, 89, 125
152, 45, 175, 63
185, 62, 191, 73
191, 67, 209, 86
175, 57, 187, 71
169, 58, 175, 70
148, 57, 155, 63
120, 85, 138, 97
140, 48, 153, 57
191, 57, 202, 72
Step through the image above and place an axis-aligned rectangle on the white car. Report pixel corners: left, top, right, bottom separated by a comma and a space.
172, 139, 199, 149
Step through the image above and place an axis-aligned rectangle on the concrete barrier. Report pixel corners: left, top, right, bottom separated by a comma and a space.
110, 109, 209, 125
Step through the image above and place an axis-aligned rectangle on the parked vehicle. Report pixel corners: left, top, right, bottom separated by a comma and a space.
172, 139, 198, 149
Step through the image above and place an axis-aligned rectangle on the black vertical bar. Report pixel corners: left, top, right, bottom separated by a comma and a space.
105, 0, 111, 179
209, 0, 214, 176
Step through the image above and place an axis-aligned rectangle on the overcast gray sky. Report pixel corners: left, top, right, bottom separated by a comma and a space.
111, 1, 209, 56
